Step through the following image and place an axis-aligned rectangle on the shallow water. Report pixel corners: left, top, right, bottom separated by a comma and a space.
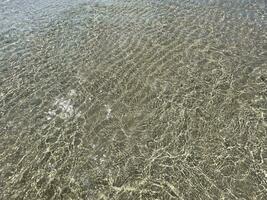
0, 0, 267, 199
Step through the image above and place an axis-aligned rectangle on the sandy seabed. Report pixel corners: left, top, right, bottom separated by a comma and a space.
0, 0, 266, 199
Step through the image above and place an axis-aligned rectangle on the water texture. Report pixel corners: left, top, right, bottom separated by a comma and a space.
0, 0, 267, 199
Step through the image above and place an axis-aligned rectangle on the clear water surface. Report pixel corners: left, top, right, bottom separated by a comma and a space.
0, 0, 266, 199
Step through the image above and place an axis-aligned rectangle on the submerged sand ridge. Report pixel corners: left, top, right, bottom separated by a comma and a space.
0, 0, 266, 199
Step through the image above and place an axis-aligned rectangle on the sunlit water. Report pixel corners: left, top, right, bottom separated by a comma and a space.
0, 0, 266, 199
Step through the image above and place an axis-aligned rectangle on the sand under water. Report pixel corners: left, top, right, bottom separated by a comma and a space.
0, 0, 267, 199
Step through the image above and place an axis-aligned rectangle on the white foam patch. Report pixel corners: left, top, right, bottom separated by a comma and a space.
46, 90, 79, 120
105, 104, 112, 119
68, 89, 77, 97
54, 98, 74, 119
46, 110, 56, 120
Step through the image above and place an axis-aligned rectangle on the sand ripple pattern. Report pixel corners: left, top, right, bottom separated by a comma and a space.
0, 0, 267, 199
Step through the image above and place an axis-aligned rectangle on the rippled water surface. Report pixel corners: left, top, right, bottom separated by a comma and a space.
0, 0, 267, 199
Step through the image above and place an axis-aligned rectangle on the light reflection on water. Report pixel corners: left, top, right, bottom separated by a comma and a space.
0, 0, 266, 199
